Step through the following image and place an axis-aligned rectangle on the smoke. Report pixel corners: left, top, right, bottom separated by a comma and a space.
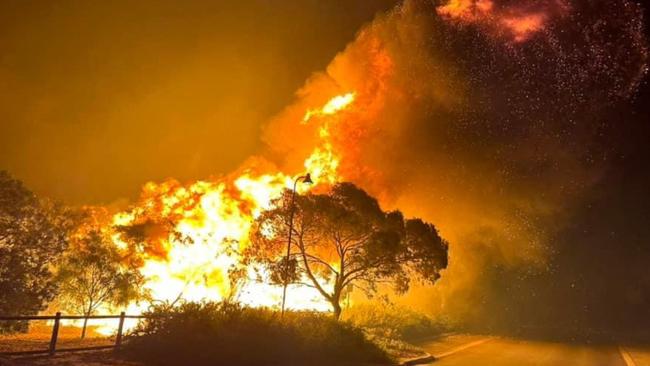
263, 0, 648, 331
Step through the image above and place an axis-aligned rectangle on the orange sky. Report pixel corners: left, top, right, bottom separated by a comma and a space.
0, 0, 397, 204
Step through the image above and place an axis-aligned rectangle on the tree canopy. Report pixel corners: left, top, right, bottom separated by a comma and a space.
0, 171, 72, 330
56, 228, 147, 338
250, 182, 448, 319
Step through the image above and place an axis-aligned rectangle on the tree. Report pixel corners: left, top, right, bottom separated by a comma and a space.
0, 171, 72, 332
56, 230, 146, 338
250, 183, 448, 319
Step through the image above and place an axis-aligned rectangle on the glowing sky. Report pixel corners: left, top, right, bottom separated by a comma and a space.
1, 0, 649, 336
0, 0, 397, 204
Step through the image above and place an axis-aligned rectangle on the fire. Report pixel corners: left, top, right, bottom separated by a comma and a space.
97, 93, 357, 323
502, 14, 545, 42
66, 93, 357, 335
303, 92, 355, 123
302, 92, 355, 184
436, 0, 570, 42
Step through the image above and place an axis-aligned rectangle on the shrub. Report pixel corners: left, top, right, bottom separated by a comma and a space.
122, 302, 390, 366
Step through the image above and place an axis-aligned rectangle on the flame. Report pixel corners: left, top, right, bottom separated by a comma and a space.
93, 93, 358, 325
436, 0, 570, 42
63, 93, 356, 334
303, 92, 355, 123
302, 92, 355, 184
502, 14, 545, 42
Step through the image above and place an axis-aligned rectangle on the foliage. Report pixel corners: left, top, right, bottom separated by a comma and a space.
114, 219, 193, 265
249, 182, 448, 319
0, 171, 73, 332
56, 229, 147, 338
123, 302, 390, 366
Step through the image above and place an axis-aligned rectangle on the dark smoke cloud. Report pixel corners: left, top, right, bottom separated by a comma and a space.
264, 0, 648, 335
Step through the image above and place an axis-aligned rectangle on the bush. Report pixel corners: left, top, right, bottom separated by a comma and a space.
122, 302, 390, 366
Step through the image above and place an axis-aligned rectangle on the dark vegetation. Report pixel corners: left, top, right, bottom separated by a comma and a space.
122, 302, 391, 366
0, 171, 146, 335
0, 171, 72, 332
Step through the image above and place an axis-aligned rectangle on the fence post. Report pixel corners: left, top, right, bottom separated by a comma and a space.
49, 312, 61, 356
114, 311, 126, 351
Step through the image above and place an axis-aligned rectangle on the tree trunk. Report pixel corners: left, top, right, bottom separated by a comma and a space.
81, 305, 92, 339
81, 315, 89, 339
331, 298, 342, 320
330, 279, 344, 320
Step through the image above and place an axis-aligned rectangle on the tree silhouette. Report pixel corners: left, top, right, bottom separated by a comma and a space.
250, 183, 448, 319
0, 171, 72, 332
56, 230, 146, 338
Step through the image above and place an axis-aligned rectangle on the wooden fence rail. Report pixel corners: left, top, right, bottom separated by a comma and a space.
0, 312, 151, 356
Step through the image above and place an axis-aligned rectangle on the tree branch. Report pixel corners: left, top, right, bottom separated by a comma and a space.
297, 237, 332, 302
302, 253, 338, 276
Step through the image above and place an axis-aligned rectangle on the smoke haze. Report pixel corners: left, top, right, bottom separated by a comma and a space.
0, 0, 397, 204
2, 0, 649, 336
263, 0, 649, 334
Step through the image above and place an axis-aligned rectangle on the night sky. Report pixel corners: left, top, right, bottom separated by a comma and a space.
1, 0, 649, 338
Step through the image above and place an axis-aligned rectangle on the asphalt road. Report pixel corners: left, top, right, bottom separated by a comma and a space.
417, 336, 650, 366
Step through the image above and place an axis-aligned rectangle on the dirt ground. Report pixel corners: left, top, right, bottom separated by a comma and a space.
0, 323, 137, 365
1, 350, 142, 366
0, 324, 115, 354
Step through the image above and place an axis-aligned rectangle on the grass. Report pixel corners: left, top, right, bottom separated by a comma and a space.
343, 302, 450, 359
121, 302, 391, 366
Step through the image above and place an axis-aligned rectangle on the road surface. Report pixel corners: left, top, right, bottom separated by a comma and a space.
417, 335, 650, 366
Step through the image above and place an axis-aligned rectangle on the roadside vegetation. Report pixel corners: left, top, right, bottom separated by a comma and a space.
345, 301, 449, 340
344, 301, 449, 359
122, 302, 391, 366
1, 171, 448, 364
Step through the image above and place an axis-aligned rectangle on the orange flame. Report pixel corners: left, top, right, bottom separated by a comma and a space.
101, 92, 357, 318
437, 0, 570, 42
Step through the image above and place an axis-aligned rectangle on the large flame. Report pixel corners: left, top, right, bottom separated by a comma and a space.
100, 93, 356, 321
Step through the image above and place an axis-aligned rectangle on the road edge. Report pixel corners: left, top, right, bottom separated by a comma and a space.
400, 337, 493, 365
619, 346, 637, 366
400, 354, 435, 365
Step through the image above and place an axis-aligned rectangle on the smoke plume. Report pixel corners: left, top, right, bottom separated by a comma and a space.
263, 0, 648, 331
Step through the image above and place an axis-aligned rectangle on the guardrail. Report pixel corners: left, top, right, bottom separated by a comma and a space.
0, 312, 149, 356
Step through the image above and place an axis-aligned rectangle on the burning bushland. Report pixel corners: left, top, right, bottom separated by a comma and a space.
51, 85, 450, 321
260, 0, 648, 333
1, 0, 649, 349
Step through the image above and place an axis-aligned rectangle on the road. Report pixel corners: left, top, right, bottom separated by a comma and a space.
416, 335, 650, 366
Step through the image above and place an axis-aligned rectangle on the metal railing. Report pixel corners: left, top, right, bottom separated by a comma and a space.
0, 312, 149, 356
